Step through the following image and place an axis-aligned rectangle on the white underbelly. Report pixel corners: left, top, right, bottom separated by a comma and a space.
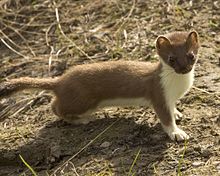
98, 98, 150, 108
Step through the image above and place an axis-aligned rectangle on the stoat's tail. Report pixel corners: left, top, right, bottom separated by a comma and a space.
0, 77, 58, 98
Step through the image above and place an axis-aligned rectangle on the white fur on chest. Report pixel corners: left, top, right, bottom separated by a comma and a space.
160, 63, 194, 112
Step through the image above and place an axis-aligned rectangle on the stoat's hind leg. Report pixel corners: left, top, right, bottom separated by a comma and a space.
51, 96, 97, 124
52, 100, 96, 124
51, 99, 60, 117
62, 110, 96, 125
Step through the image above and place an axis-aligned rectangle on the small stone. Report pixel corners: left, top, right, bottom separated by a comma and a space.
50, 145, 61, 158
49, 156, 56, 163
193, 146, 202, 152
201, 149, 212, 158
3, 152, 16, 160
148, 134, 162, 141
192, 161, 204, 167
217, 116, 220, 126
210, 129, 219, 136
100, 141, 111, 148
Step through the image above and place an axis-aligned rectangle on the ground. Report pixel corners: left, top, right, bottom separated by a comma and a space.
0, 0, 219, 175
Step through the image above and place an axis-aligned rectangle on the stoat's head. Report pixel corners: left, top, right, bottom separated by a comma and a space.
156, 31, 200, 74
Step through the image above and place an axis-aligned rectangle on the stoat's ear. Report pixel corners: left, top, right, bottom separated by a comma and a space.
186, 31, 199, 50
156, 36, 171, 50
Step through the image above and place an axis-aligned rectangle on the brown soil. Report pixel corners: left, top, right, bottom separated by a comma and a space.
0, 0, 219, 175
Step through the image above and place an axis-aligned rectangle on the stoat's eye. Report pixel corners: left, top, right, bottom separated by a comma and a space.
187, 52, 195, 61
168, 56, 176, 65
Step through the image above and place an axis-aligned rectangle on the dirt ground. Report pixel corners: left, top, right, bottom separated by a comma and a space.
0, 0, 219, 175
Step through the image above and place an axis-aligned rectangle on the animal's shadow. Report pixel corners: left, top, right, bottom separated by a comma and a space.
0, 116, 170, 175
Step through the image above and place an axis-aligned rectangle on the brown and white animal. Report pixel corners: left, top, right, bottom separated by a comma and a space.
0, 31, 200, 141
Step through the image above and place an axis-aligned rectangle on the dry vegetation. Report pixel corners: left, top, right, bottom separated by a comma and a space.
0, 0, 219, 175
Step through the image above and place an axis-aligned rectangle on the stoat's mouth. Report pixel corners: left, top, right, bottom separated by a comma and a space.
175, 68, 192, 74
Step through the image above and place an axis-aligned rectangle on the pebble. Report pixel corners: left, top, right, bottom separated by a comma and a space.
3, 152, 16, 160
192, 161, 204, 167
100, 141, 111, 148
193, 146, 202, 152
201, 149, 212, 158
50, 145, 61, 158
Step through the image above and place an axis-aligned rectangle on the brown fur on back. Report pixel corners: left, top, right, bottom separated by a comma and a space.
52, 61, 161, 116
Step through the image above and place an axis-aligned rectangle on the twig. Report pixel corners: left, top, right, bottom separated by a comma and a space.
48, 46, 54, 76
45, 24, 55, 75
55, 48, 62, 58
54, 4, 94, 62
0, 38, 28, 59
10, 91, 45, 118
67, 161, 80, 176
0, 0, 8, 7
0, 29, 23, 49
192, 86, 220, 99
15, 127, 28, 143
0, 95, 33, 120
51, 118, 120, 175
45, 23, 55, 47
0, 24, 36, 56
115, 0, 136, 34
114, 0, 136, 49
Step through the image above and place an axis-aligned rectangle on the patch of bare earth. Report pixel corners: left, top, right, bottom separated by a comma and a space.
0, 0, 219, 175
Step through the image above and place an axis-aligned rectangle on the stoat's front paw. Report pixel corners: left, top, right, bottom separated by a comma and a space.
174, 108, 183, 120
168, 127, 189, 141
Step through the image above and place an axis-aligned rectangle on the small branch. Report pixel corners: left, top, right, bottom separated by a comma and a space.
114, 0, 136, 49
54, 5, 94, 62
67, 162, 80, 176
192, 86, 220, 99
0, 0, 9, 7
0, 29, 22, 49
0, 38, 28, 59
115, 0, 136, 34
45, 23, 56, 75
10, 91, 45, 118
48, 46, 54, 76
0, 24, 36, 56
45, 23, 55, 47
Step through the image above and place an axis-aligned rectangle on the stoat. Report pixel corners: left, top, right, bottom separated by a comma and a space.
0, 31, 200, 141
